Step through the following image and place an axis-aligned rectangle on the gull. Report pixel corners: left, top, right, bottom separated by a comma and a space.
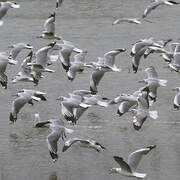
138, 66, 167, 102
131, 92, 158, 130
112, 18, 141, 25
15, 89, 47, 101
38, 12, 61, 40
12, 51, 36, 84
172, 87, 180, 109
8, 43, 33, 62
144, 38, 172, 59
27, 42, 56, 76
0, 1, 20, 26
62, 138, 106, 152
132, 46, 148, 73
87, 48, 126, 93
131, 37, 162, 57
109, 86, 149, 116
0, 52, 16, 89
86, 49, 126, 72
57, 40, 83, 72
131, 38, 163, 72
67, 51, 88, 81
9, 92, 41, 124
86, 57, 105, 94
56, 94, 91, 123
47, 122, 74, 162
168, 52, 180, 72
90, 68, 105, 94
56, 0, 64, 8
109, 145, 156, 179
100, 48, 126, 72
160, 42, 179, 62
142, 0, 178, 18
73, 95, 110, 122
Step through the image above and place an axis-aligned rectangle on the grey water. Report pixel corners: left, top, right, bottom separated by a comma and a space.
0, 0, 180, 179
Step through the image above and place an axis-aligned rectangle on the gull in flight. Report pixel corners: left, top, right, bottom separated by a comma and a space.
67, 51, 88, 81
56, 93, 91, 124
27, 42, 56, 84
138, 66, 167, 102
57, 40, 83, 72
56, 0, 64, 9
130, 92, 158, 130
8, 43, 33, 62
131, 37, 163, 73
62, 138, 106, 152
172, 87, 180, 110
38, 12, 61, 40
109, 86, 149, 116
142, 0, 179, 18
12, 51, 36, 84
0, 1, 20, 26
9, 92, 42, 124
112, 18, 141, 25
0, 52, 16, 89
47, 121, 74, 162
109, 145, 156, 179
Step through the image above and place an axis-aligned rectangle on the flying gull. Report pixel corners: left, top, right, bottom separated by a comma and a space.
109, 145, 156, 179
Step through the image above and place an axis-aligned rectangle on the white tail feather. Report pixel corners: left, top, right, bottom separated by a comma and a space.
159, 79, 168, 86
97, 101, 109, 107
149, 110, 158, 119
8, 59, 17, 65
0, 20, 4, 26
65, 128, 74, 134
50, 55, 59, 62
79, 103, 91, 108
31, 96, 41, 101
133, 172, 147, 179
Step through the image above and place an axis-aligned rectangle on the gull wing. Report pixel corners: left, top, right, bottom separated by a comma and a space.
128, 145, 156, 172
113, 156, 132, 173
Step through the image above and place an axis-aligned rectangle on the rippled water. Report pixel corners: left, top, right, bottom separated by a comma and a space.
0, 0, 180, 179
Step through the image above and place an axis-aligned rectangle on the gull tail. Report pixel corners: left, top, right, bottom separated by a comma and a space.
133, 172, 147, 179
149, 110, 158, 119
44, 68, 55, 73
0, 20, 4, 26
64, 128, 74, 134
79, 103, 91, 108
50, 55, 59, 62
97, 101, 109, 107
159, 79, 168, 87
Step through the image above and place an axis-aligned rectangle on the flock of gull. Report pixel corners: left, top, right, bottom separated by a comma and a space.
0, 0, 180, 179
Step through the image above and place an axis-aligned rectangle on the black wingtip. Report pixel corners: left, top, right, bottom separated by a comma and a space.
149, 95, 156, 102
90, 87, 97, 94
67, 76, 73, 81
173, 104, 179, 110
49, 151, 58, 162
133, 123, 141, 131
146, 145, 156, 150
117, 109, 124, 116
56, 2, 58, 8
132, 64, 138, 73
9, 113, 17, 124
